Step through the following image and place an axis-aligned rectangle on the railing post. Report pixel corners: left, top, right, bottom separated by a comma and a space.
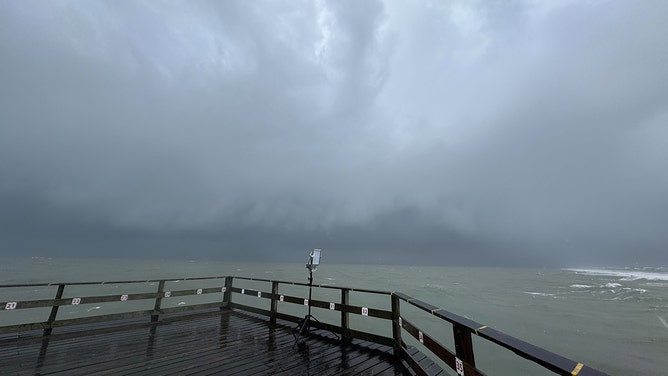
270, 281, 279, 324
222, 277, 233, 308
151, 280, 165, 322
453, 324, 476, 367
341, 288, 351, 343
43, 284, 65, 336
391, 293, 402, 356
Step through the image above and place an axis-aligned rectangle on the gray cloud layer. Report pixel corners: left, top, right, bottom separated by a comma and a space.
1, 1, 667, 266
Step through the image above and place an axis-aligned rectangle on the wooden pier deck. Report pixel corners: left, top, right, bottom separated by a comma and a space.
1, 309, 414, 375
0, 275, 609, 376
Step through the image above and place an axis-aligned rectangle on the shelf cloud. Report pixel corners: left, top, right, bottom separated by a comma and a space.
1, 1, 667, 266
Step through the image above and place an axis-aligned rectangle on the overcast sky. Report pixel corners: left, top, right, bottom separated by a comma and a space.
1, 1, 667, 266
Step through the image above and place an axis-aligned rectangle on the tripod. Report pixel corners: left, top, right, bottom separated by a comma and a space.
292, 265, 339, 349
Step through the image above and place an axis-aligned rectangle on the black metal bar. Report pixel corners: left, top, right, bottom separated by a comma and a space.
391, 293, 402, 357
307, 269, 313, 329
43, 284, 65, 336
341, 288, 351, 343
453, 323, 476, 367
151, 280, 165, 322
270, 281, 279, 324
223, 276, 233, 308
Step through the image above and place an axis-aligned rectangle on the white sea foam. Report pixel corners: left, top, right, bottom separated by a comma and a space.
645, 282, 668, 287
566, 268, 668, 281
524, 291, 556, 297
605, 283, 623, 288
570, 284, 593, 289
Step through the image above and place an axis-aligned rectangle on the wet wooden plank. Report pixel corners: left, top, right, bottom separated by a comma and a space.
1, 309, 413, 375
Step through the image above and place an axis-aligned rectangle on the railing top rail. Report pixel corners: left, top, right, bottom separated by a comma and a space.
0, 275, 389, 295
393, 291, 605, 376
0, 275, 231, 289
232, 276, 391, 295
393, 291, 481, 328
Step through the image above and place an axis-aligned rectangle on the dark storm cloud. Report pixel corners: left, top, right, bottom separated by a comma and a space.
1, 1, 667, 266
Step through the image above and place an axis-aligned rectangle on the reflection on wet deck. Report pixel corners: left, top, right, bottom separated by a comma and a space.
1, 309, 413, 375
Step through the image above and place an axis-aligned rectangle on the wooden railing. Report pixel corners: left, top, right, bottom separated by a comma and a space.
0, 276, 607, 376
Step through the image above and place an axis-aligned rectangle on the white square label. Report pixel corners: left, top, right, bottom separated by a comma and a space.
71, 298, 81, 305
361, 307, 368, 316
257, 291, 262, 298
196, 289, 203, 295
329, 302, 335, 310
221, 287, 227, 293
456, 357, 464, 375
120, 294, 128, 301
164, 291, 171, 298
5, 302, 17, 310
241, 289, 245, 295
418, 331, 424, 344
280, 295, 284, 302
304, 299, 309, 306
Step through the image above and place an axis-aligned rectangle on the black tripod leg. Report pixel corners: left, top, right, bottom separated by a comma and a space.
293, 269, 315, 349
307, 315, 340, 341
293, 315, 310, 349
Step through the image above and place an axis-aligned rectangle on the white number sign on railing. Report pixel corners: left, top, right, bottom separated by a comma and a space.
456, 358, 464, 376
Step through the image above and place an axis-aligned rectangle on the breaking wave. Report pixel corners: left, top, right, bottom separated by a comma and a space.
565, 268, 668, 281
564, 276, 650, 302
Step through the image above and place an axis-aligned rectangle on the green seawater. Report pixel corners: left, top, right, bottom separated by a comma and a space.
1, 257, 667, 375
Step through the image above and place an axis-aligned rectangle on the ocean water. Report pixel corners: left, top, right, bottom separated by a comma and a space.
1, 257, 667, 375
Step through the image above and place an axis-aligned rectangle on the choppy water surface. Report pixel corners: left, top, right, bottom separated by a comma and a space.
1, 257, 666, 375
